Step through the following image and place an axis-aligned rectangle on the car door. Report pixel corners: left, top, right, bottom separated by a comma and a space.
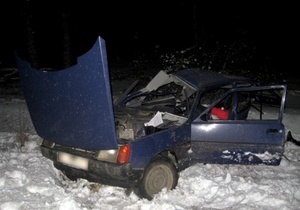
189, 85, 287, 165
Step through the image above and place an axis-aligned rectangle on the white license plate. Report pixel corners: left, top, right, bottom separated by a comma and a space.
58, 152, 88, 170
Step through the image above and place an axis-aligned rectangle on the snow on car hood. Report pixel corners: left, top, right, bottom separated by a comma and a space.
16, 36, 118, 150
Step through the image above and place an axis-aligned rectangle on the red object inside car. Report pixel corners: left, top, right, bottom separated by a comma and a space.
212, 107, 229, 120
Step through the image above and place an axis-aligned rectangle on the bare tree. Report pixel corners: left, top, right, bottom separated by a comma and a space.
62, 12, 71, 68
193, 0, 198, 44
23, 0, 39, 68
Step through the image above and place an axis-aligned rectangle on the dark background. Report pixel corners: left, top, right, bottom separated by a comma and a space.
0, 1, 296, 78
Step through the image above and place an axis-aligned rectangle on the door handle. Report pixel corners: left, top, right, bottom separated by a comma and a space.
266, 129, 280, 133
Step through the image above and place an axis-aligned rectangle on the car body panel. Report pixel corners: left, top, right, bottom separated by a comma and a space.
16, 36, 118, 150
130, 124, 190, 168
188, 142, 283, 165
192, 121, 284, 144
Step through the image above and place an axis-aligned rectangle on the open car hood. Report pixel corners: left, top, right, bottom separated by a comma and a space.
16, 37, 118, 150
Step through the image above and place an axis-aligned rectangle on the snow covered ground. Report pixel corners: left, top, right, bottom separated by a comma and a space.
0, 84, 300, 210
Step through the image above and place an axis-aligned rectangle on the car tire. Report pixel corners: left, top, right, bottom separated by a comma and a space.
135, 156, 178, 200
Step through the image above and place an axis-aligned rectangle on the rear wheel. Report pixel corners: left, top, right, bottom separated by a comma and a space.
135, 156, 178, 200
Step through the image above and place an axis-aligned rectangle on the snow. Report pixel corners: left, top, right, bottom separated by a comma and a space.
1, 87, 300, 209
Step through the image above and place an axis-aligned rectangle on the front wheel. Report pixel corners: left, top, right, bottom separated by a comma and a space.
135, 156, 178, 200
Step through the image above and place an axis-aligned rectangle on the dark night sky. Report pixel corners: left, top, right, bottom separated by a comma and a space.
0, 1, 296, 74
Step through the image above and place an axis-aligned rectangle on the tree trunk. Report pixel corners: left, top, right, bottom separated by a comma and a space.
23, 0, 39, 69
62, 12, 72, 68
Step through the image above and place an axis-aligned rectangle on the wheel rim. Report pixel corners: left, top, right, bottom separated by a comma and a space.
145, 165, 174, 195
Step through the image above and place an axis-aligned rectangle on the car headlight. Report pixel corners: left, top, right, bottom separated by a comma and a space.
97, 149, 118, 162
96, 145, 131, 163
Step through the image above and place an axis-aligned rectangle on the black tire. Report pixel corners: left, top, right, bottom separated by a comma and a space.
135, 156, 178, 200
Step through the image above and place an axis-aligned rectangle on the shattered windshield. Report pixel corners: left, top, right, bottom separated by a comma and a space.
125, 80, 197, 117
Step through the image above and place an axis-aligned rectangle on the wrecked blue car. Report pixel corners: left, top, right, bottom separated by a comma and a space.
16, 36, 287, 200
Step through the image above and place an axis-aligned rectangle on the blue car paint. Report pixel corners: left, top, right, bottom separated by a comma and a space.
172, 68, 251, 90
191, 121, 284, 144
130, 124, 190, 168
188, 141, 283, 165
16, 37, 118, 150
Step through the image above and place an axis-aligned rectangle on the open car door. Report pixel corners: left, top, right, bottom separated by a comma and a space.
190, 85, 287, 165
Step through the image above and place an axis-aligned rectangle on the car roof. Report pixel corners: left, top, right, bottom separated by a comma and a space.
171, 68, 253, 90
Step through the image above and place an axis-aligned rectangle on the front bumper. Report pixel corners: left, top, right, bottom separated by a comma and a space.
41, 145, 143, 188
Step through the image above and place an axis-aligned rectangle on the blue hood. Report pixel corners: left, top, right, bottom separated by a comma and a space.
16, 36, 118, 150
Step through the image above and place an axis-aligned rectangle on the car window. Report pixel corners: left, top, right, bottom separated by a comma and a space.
203, 88, 284, 121
199, 88, 227, 108
208, 91, 250, 120
195, 87, 229, 121
246, 89, 283, 120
